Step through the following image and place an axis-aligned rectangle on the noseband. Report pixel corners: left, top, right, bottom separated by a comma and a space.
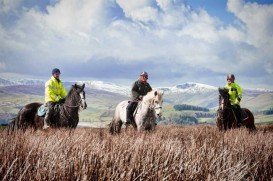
64, 90, 86, 109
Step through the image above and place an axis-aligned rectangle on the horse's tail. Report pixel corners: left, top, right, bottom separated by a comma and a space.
8, 116, 18, 132
8, 108, 22, 132
109, 117, 123, 134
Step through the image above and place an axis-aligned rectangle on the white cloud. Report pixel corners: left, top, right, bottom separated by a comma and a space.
116, 0, 158, 23
0, 0, 22, 14
0, 0, 273, 87
228, 0, 273, 47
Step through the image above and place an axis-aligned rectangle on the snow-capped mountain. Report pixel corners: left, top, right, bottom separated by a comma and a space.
0, 77, 272, 95
159, 82, 217, 94
0, 78, 45, 86
77, 80, 130, 96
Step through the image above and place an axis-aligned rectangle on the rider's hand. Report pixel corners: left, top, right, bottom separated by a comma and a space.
237, 97, 241, 102
138, 95, 143, 100
59, 98, 66, 104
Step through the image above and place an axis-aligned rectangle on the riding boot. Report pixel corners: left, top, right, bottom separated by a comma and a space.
126, 107, 132, 124
235, 105, 242, 127
43, 102, 55, 129
43, 112, 50, 129
126, 101, 137, 125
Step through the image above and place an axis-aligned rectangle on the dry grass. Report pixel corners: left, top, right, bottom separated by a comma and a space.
0, 125, 273, 180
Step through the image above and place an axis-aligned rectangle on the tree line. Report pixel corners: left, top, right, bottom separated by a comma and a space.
263, 108, 273, 115
173, 104, 209, 112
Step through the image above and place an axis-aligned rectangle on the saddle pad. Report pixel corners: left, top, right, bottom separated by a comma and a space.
38, 104, 48, 117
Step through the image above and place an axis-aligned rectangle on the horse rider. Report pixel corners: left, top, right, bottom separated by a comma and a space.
44, 68, 67, 129
224, 74, 243, 126
126, 71, 152, 125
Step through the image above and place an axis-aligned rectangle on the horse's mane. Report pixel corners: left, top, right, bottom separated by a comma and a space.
218, 87, 229, 97
67, 84, 84, 98
67, 86, 76, 98
143, 89, 163, 103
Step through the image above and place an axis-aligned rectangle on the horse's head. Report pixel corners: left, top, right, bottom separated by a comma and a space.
218, 87, 229, 110
143, 90, 164, 118
69, 83, 87, 110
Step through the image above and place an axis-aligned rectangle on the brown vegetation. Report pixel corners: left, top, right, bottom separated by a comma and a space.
0, 125, 273, 180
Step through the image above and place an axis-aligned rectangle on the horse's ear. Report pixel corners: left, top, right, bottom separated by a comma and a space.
82, 83, 85, 90
218, 87, 224, 93
154, 91, 157, 96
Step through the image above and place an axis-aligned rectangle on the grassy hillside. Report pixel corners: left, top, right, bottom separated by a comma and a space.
1, 125, 273, 180
0, 85, 272, 125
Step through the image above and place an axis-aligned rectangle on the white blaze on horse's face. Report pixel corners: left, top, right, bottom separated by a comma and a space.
79, 91, 87, 110
153, 91, 163, 118
221, 99, 224, 110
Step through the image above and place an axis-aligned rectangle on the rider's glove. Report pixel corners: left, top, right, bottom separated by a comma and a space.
59, 98, 66, 104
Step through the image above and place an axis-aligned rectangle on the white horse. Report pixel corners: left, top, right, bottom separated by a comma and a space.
109, 90, 164, 133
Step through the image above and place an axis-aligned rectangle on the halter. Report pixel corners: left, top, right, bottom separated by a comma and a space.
59, 89, 86, 126
218, 92, 234, 122
64, 90, 86, 109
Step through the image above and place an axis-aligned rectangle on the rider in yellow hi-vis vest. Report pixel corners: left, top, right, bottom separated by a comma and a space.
224, 74, 243, 126
44, 68, 67, 129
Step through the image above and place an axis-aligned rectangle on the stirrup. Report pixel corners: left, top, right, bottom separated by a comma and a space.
126, 119, 132, 125
43, 120, 50, 129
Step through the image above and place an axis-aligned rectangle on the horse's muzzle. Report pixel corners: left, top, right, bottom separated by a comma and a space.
81, 102, 87, 110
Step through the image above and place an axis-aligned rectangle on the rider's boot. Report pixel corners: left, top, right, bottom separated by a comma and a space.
43, 112, 50, 129
126, 108, 132, 125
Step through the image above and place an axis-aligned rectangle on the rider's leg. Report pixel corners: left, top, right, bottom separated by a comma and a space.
234, 105, 242, 126
126, 101, 137, 124
44, 102, 55, 128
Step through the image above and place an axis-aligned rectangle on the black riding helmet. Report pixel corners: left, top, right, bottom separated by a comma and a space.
227, 74, 235, 80
52, 68, 61, 74
140, 71, 148, 79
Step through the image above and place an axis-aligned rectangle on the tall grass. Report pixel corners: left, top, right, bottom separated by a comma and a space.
0, 125, 273, 180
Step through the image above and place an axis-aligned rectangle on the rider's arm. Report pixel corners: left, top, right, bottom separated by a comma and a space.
236, 83, 243, 101
132, 81, 140, 100
147, 83, 152, 92
60, 82, 67, 99
45, 81, 60, 102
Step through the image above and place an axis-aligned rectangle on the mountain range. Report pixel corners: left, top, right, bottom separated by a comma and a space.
0, 78, 273, 111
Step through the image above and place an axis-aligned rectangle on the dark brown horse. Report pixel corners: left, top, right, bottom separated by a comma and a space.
9, 84, 87, 130
216, 88, 256, 131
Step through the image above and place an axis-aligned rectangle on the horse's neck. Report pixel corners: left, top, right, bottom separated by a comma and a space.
137, 101, 151, 114
65, 92, 78, 107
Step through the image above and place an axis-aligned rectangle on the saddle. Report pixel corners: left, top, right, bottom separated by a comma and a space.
37, 104, 61, 117
38, 104, 48, 117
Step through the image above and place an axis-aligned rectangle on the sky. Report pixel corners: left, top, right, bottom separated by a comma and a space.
0, 0, 273, 89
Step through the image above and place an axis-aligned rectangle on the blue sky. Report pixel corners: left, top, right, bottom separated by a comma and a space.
0, 0, 273, 89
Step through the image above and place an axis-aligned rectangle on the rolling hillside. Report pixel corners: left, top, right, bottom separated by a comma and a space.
0, 78, 272, 124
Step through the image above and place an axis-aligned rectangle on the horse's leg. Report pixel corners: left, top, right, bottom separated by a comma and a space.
109, 119, 115, 134
243, 109, 256, 132
216, 117, 222, 131
116, 120, 123, 133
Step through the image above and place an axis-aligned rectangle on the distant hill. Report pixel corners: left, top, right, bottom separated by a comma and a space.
0, 78, 272, 111
0, 77, 272, 124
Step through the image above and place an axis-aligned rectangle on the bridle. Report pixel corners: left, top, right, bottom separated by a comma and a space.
64, 90, 86, 110
218, 93, 232, 121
